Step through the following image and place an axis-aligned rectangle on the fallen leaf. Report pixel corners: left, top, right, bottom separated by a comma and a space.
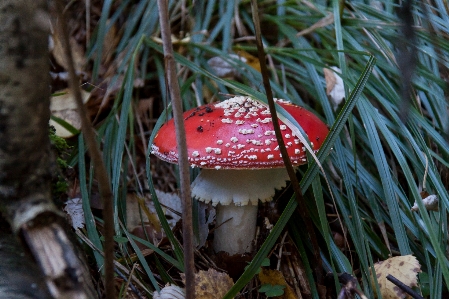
370, 255, 421, 299
64, 198, 84, 229
51, 23, 86, 71
49, 89, 91, 138
182, 268, 234, 299
258, 269, 296, 299
324, 66, 345, 110
411, 191, 438, 212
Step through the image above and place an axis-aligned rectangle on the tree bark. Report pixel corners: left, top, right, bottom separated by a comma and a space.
0, 1, 96, 298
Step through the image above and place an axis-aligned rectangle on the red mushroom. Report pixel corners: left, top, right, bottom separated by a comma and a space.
151, 96, 328, 255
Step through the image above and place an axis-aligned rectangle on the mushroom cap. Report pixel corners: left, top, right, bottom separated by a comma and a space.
151, 96, 328, 169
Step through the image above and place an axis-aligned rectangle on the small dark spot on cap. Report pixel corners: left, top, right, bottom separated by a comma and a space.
197, 126, 203, 132
198, 112, 205, 116
399, 261, 404, 266
376, 273, 381, 279
205, 106, 213, 113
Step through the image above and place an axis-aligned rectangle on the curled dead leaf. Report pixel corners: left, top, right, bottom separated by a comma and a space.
411, 191, 438, 212
324, 66, 345, 110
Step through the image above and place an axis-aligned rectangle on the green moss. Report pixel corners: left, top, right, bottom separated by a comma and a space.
49, 126, 71, 200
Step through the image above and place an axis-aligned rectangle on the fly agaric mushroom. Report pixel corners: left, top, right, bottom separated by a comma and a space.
151, 96, 328, 255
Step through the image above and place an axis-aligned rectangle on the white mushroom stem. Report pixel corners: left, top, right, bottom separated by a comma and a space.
214, 203, 258, 254
191, 168, 290, 255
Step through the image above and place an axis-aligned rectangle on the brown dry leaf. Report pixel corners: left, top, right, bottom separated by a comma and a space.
126, 193, 161, 234
370, 255, 421, 299
181, 268, 234, 299
51, 23, 86, 71
258, 268, 296, 299
324, 68, 337, 95
50, 89, 91, 138
101, 21, 120, 66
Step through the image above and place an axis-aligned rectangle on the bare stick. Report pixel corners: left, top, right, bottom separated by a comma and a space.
386, 274, 424, 299
250, 0, 323, 284
53, 1, 116, 297
157, 1, 195, 298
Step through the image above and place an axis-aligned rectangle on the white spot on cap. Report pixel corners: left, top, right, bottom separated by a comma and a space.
225, 143, 230, 147
217, 140, 223, 145
248, 155, 258, 160
258, 118, 272, 123
261, 109, 271, 115
236, 120, 245, 125
264, 130, 275, 136
287, 142, 292, 146
295, 149, 301, 155
237, 144, 245, 149
294, 139, 300, 144
251, 124, 258, 128
265, 139, 271, 145
280, 125, 287, 130
238, 129, 255, 135
215, 165, 222, 170
285, 134, 291, 138
200, 162, 207, 166
192, 151, 200, 157
221, 118, 233, 124
205, 147, 213, 153
267, 154, 274, 159
231, 137, 238, 143
214, 148, 222, 154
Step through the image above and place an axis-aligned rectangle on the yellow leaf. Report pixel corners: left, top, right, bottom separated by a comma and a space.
182, 269, 234, 299
258, 269, 296, 299
235, 50, 261, 73
370, 255, 421, 299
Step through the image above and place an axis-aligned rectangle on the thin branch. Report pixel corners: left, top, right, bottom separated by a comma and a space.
250, 0, 323, 284
53, 1, 116, 298
157, 1, 195, 298
386, 274, 424, 299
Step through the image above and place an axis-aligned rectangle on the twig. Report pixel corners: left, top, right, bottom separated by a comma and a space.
156, 1, 195, 299
250, 0, 323, 284
53, 1, 116, 297
337, 273, 368, 299
386, 274, 424, 299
